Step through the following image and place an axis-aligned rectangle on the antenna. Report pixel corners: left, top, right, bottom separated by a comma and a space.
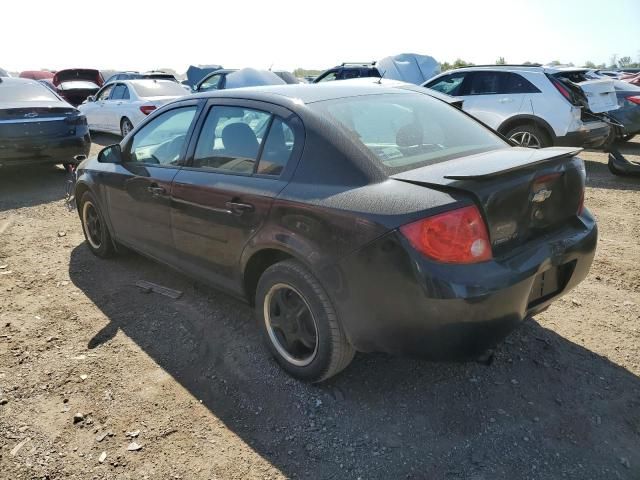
376, 69, 386, 84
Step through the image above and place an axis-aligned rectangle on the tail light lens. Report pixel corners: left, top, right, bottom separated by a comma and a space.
400, 205, 492, 264
140, 105, 157, 115
626, 96, 640, 105
550, 78, 573, 103
65, 115, 87, 126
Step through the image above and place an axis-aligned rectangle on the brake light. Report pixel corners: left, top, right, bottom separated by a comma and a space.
627, 96, 640, 105
400, 205, 492, 264
140, 105, 157, 115
552, 79, 573, 102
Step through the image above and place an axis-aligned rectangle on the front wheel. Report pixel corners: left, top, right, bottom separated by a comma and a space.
506, 124, 551, 149
79, 191, 114, 258
255, 259, 355, 382
120, 117, 134, 137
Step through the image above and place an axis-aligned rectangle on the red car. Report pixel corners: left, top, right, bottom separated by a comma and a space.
52, 69, 103, 106
19, 70, 54, 81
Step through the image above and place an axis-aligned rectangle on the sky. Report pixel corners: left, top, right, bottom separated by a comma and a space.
3, 0, 639, 74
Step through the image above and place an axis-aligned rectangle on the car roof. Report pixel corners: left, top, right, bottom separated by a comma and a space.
189, 80, 436, 105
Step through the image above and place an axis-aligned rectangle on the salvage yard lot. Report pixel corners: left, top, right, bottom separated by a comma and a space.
1, 136, 639, 479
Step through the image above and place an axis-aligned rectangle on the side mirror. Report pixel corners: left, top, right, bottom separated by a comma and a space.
97, 144, 122, 164
86, 95, 95, 102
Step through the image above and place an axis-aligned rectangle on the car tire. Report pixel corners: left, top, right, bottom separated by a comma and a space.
120, 117, 134, 137
505, 124, 551, 149
255, 259, 355, 382
79, 191, 114, 258
607, 158, 624, 176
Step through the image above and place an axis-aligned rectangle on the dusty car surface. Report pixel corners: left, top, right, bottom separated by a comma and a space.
74, 82, 597, 382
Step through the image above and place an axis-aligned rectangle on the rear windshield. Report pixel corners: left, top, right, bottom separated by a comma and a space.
0, 81, 59, 102
309, 93, 507, 173
133, 81, 186, 98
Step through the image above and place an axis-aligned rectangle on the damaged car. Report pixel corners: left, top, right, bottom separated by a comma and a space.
74, 82, 596, 382
52, 69, 104, 106
424, 65, 619, 149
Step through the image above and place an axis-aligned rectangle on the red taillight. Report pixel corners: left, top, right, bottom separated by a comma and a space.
626, 96, 640, 105
400, 205, 492, 264
552, 79, 573, 102
140, 105, 157, 115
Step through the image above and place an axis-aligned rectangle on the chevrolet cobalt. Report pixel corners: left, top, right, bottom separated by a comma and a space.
74, 82, 597, 381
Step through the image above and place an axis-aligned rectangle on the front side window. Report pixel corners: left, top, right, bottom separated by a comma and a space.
426, 73, 466, 96
96, 84, 114, 101
317, 71, 338, 82
129, 106, 197, 165
193, 106, 272, 173
198, 74, 223, 92
310, 93, 507, 174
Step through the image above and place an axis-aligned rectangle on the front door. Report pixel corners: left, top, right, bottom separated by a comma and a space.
170, 101, 302, 294
103, 103, 200, 263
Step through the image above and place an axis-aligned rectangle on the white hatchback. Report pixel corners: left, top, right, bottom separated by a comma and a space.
78, 79, 187, 137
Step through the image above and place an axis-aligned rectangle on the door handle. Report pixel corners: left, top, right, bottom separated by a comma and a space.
147, 185, 166, 195
225, 201, 254, 215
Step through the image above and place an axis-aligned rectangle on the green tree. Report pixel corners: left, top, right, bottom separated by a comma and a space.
618, 56, 632, 68
584, 61, 597, 68
548, 60, 562, 66
609, 54, 618, 69
452, 58, 474, 69
496, 57, 506, 65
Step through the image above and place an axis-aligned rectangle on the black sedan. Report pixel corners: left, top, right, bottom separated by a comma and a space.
0, 77, 90, 168
74, 82, 597, 382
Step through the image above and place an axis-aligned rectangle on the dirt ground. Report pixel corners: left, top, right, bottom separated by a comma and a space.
1, 134, 639, 480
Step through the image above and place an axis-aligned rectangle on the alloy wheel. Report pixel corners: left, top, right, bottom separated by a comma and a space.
509, 130, 542, 148
264, 283, 319, 367
82, 201, 102, 249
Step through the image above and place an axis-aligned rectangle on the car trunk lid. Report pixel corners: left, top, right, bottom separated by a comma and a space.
52, 69, 103, 87
391, 146, 586, 255
0, 104, 81, 146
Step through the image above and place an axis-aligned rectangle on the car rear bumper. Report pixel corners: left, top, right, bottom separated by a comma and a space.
0, 132, 91, 167
330, 212, 597, 359
556, 122, 610, 148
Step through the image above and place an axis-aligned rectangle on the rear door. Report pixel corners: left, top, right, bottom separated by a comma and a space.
103, 101, 201, 263
170, 99, 303, 293
456, 72, 538, 129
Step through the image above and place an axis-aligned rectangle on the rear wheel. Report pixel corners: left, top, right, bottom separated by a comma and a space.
79, 191, 114, 258
120, 117, 134, 137
255, 259, 355, 382
608, 157, 624, 176
506, 124, 551, 149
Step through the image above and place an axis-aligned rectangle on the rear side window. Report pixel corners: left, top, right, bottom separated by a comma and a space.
425, 73, 467, 96
198, 74, 223, 92
464, 72, 539, 95
193, 106, 296, 176
110, 84, 126, 100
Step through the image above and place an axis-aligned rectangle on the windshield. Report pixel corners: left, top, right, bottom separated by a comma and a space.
0, 81, 59, 102
309, 93, 507, 173
133, 81, 186, 98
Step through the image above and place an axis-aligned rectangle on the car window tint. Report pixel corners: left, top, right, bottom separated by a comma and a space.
257, 118, 296, 176
96, 84, 114, 101
199, 74, 222, 91
341, 69, 361, 80
426, 73, 466, 96
129, 106, 197, 166
111, 84, 125, 100
467, 72, 501, 95
502, 73, 540, 93
193, 106, 271, 174
317, 71, 338, 82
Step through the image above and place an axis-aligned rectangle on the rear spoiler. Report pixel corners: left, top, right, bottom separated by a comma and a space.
391, 147, 583, 185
